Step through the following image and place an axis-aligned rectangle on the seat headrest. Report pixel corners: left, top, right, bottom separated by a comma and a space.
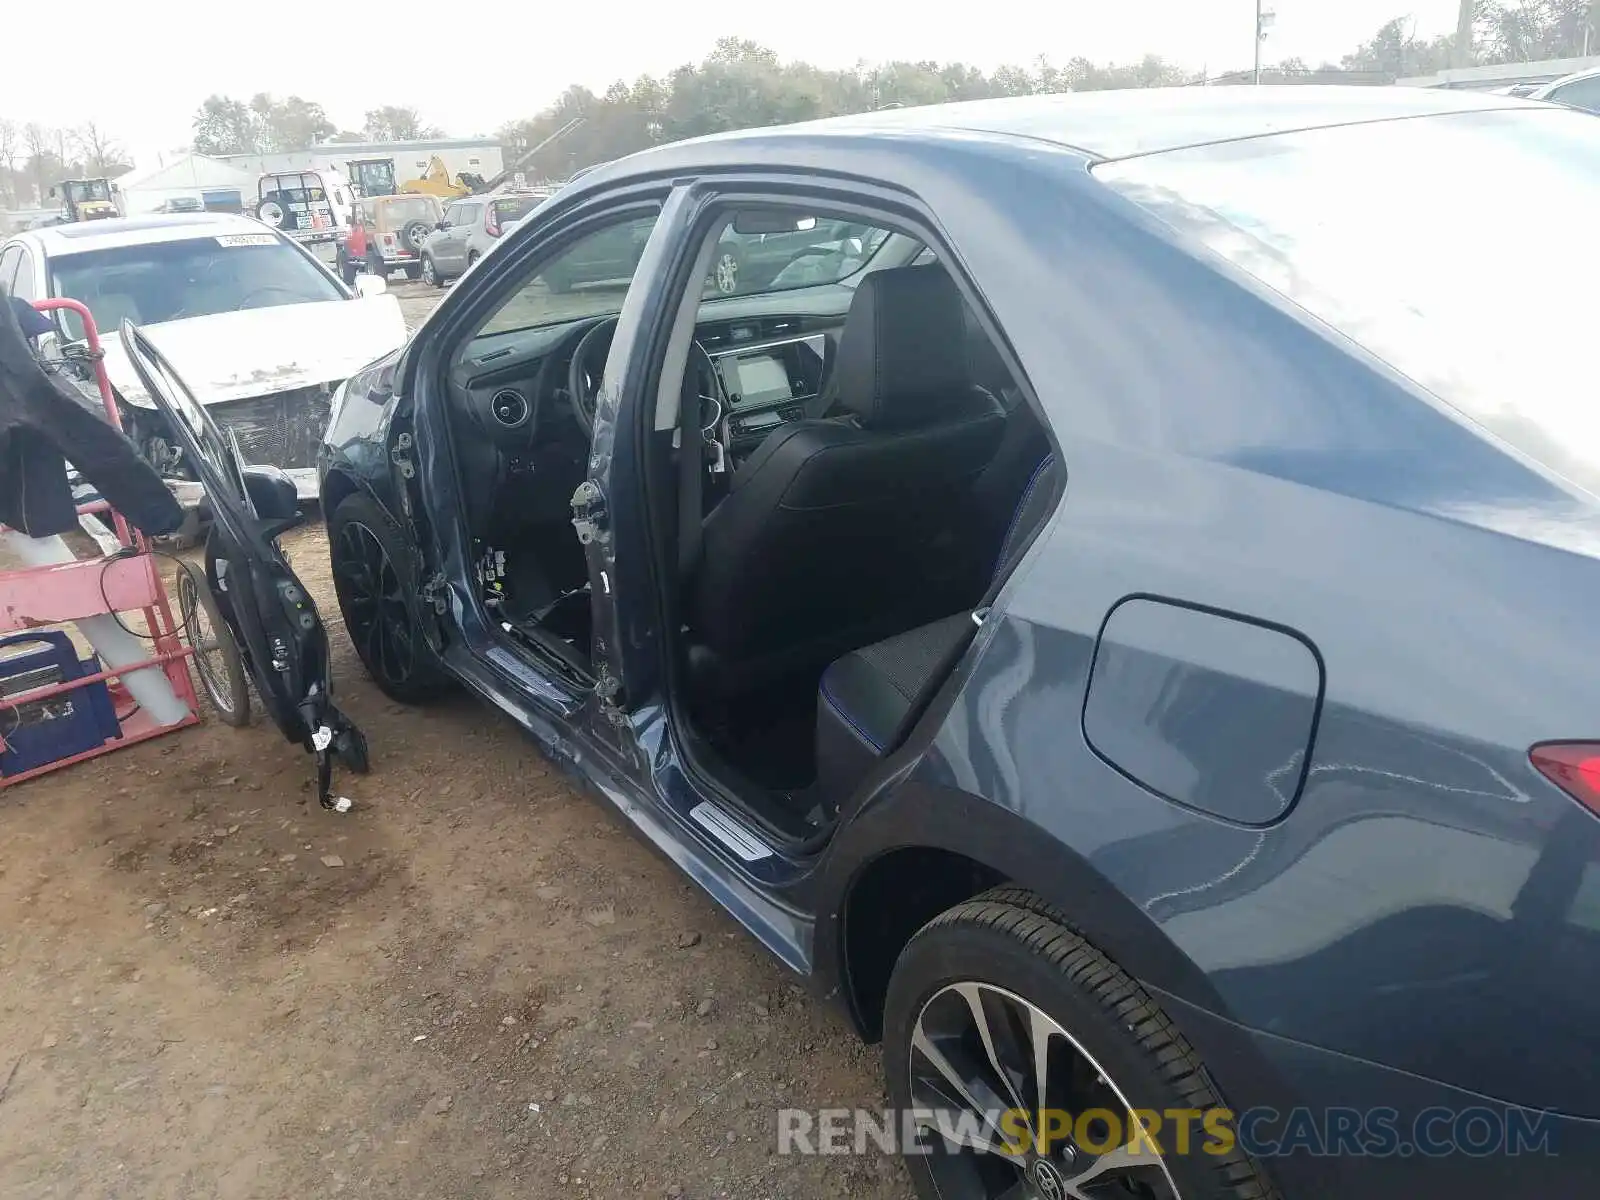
835, 265, 972, 429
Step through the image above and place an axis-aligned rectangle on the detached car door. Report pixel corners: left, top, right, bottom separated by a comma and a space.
120, 322, 369, 809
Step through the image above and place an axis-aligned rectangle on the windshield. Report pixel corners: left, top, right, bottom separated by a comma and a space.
51, 234, 346, 341
67, 180, 111, 202
1096, 107, 1600, 499
378, 196, 440, 225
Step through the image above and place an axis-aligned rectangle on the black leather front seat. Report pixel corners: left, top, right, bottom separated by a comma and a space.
814, 450, 1064, 805
687, 265, 1005, 698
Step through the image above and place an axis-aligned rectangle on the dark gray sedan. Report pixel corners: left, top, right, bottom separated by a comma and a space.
129, 86, 1600, 1200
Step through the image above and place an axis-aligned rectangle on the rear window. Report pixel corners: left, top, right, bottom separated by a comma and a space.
379, 196, 440, 225
493, 195, 540, 223
1096, 108, 1600, 499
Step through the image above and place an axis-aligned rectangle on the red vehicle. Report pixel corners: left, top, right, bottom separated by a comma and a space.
336, 194, 442, 284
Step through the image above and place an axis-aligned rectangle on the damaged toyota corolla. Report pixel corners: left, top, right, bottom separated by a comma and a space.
123, 89, 1600, 1200
0, 212, 407, 508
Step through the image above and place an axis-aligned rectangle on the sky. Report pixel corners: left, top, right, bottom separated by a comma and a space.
2, 0, 1462, 171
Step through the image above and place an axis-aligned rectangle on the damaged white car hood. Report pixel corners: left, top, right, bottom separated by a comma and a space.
104, 296, 408, 409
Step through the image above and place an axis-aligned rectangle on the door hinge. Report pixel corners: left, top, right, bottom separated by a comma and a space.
570, 480, 609, 546
419, 572, 449, 614
595, 664, 627, 722
390, 431, 416, 479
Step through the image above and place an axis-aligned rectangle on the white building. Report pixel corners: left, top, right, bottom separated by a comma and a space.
115, 154, 260, 215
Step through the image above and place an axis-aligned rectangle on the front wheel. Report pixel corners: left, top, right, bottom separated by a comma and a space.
327, 492, 451, 705
421, 254, 442, 288
884, 890, 1275, 1200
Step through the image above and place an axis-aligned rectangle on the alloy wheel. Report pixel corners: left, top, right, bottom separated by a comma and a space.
715, 251, 739, 294
422, 256, 436, 286
908, 981, 1181, 1200
333, 520, 418, 688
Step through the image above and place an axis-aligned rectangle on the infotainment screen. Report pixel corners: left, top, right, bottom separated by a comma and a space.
727, 354, 792, 406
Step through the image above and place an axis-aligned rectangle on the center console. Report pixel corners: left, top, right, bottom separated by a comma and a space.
709, 334, 828, 443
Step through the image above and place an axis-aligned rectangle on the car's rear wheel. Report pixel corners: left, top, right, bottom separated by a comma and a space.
466, 250, 480, 270
421, 254, 441, 287
337, 249, 358, 287
884, 890, 1275, 1200
366, 252, 387, 279
328, 493, 450, 704
403, 264, 422, 281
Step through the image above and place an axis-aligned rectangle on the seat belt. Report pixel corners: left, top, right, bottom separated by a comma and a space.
676, 383, 705, 586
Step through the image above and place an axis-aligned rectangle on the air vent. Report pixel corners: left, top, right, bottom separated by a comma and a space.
761, 318, 801, 337
490, 388, 530, 429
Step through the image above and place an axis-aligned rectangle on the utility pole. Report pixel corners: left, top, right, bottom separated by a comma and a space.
1254, 0, 1262, 84
1255, 2, 1275, 84
1454, 0, 1476, 69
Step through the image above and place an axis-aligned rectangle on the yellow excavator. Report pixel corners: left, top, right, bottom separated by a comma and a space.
397, 119, 587, 201
398, 156, 472, 200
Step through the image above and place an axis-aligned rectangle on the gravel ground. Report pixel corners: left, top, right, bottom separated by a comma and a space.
0, 283, 913, 1200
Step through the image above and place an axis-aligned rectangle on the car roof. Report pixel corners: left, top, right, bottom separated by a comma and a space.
1532, 66, 1600, 97
20, 212, 277, 257
635, 85, 1538, 164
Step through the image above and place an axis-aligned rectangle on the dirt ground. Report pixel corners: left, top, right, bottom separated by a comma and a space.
0, 288, 913, 1199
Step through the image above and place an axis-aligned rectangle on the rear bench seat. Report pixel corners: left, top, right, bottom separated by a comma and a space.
815, 448, 1062, 806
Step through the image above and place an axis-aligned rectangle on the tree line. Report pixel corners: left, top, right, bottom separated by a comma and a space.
0, 119, 131, 210
191, 96, 444, 155
1, 0, 1592, 210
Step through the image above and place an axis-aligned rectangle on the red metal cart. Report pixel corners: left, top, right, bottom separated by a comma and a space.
0, 298, 202, 787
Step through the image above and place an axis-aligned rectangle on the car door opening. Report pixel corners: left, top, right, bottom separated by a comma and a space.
645, 211, 1063, 842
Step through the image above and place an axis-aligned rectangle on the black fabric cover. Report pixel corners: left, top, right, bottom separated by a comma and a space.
688, 266, 1005, 696
814, 452, 1064, 805
0, 290, 182, 538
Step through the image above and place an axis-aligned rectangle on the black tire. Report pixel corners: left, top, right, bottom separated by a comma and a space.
337, 249, 358, 287
421, 254, 443, 288
884, 889, 1276, 1200
403, 264, 422, 281
256, 197, 286, 228
174, 559, 251, 727
327, 492, 451, 705
366, 251, 387, 279
466, 250, 480, 271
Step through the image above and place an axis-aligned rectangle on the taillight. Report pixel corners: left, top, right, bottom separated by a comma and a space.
382, 233, 394, 245
1530, 742, 1600, 816
485, 208, 500, 238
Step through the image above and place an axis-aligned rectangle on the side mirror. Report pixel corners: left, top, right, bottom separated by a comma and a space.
241, 465, 299, 522
355, 275, 388, 299
435, 219, 448, 230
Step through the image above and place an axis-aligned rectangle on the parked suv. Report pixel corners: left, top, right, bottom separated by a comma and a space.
338, 194, 441, 284
420, 193, 542, 287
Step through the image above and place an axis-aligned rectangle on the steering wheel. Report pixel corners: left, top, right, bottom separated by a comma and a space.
566, 317, 616, 438
566, 317, 722, 443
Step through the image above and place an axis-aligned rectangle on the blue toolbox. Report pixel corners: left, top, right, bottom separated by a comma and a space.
0, 631, 122, 777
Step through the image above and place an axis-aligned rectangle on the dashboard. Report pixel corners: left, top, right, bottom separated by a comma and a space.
448, 284, 858, 473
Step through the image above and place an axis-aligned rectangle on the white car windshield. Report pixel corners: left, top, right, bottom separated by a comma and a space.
1095, 106, 1600, 498
51, 235, 345, 340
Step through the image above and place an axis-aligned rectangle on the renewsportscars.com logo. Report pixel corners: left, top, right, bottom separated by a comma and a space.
777, 1106, 1558, 1159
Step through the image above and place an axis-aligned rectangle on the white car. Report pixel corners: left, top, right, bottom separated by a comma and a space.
0, 212, 407, 501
